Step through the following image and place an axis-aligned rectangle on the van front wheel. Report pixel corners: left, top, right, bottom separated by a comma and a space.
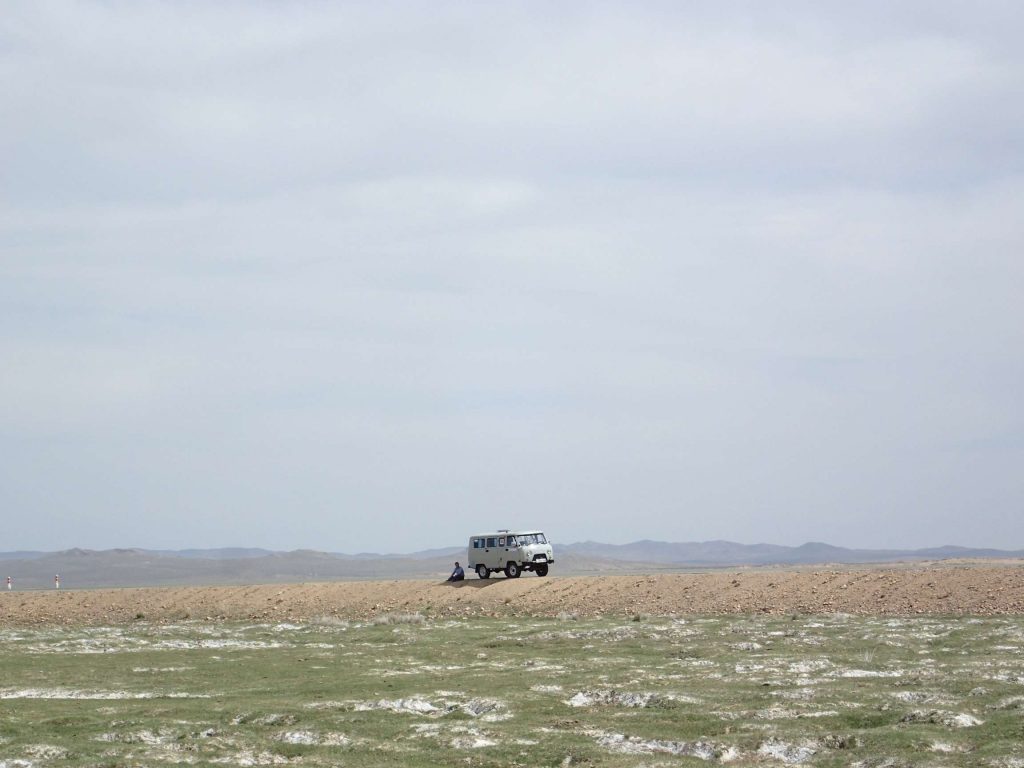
476, 565, 490, 579
505, 562, 521, 579
535, 564, 548, 577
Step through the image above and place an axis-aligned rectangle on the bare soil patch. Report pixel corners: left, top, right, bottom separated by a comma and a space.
2, 562, 1022, 626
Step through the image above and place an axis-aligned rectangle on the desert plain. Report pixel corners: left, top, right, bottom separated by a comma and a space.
2, 562, 1023, 767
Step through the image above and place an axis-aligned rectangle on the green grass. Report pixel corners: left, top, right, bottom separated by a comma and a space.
1, 614, 1023, 766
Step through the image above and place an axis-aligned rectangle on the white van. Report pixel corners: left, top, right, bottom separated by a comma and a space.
467, 530, 554, 579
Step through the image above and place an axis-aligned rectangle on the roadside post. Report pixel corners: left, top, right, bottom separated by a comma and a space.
55, 574, 60, 590
5, 576, 10, 590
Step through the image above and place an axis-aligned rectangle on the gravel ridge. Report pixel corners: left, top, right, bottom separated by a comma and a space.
2, 562, 1022, 626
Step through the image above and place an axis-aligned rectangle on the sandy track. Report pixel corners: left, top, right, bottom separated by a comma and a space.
2, 563, 1022, 626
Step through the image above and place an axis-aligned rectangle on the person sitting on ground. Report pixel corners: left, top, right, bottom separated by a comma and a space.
447, 561, 465, 582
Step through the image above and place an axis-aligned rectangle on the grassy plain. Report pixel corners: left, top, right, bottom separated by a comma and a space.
1, 614, 1023, 767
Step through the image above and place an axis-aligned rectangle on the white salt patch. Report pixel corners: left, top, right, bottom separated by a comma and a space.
346, 693, 508, 719
449, 725, 498, 749
277, 730, 349, 746
566, 690, 685, 708
993, 695, 1024, 710
588, 730, 718, 760
890, 691, 950, 705
530, 627, 638, 643
948, 713, 983, 728
565, 692, 651, 708
303, 701, 345, 710
520, 661, 565, 672
451, 735, 497, 749
460, 698, 509, 720
840, 669, 904, 678
22, 746, 68, 760
210, 750, 290, 765
354, 698, 439, 715
530, 685, 563, 693
757, 738, 817, 764
231, 713, 296, 726
409, 723, 441, 736
153, 639, 288, 651
2, 688, 208, 700
756, 707, 837, 720
276, 731, 316, 745
991, 672, 1024, 684
21, 625, 296, 655
774, 688, 815, 701
96, 729, 174, 745
900, 710, 983, 728
378, 664, 466, 677
756, 706, 799, 720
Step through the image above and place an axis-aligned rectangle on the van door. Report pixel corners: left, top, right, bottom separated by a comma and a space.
485, 537, 498, 567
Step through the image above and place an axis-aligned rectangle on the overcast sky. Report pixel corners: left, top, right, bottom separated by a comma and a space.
2, 1, 1022, 554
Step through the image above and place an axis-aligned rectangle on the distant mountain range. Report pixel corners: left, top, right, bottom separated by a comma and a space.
561, 540, 1024, 566
0, 540, 1020, 590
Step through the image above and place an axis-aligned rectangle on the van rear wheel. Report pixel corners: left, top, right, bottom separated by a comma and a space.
476, 565, 489, 579
505, 562, 521, 579
535, 564, 549, 577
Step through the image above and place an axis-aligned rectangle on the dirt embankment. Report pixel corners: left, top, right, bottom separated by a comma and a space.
2, 563, 1023, 627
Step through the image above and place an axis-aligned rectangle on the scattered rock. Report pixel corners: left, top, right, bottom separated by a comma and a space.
4, 564, 1023, 625
899, 710, 983, 728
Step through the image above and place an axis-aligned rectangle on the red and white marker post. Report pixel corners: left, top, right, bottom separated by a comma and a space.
54, 574, 60, 590
5, 576, 10, 591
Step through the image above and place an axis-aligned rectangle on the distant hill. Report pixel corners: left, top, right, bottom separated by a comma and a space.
0, 540, 1020, 590
557, 540, 1024, 565
143, 546, 465, 561
0, 551, 46, 561
151, 548, 277, 560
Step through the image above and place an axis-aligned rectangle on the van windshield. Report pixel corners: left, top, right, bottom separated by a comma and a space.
516, 533, 546, 545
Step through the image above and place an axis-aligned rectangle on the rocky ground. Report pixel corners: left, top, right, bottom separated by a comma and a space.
1, 561, 1022, 626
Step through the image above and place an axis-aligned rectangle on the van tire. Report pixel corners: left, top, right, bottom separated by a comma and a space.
505, 562, 521, 579
535, 564, 549, 577
476, 565, 490, 579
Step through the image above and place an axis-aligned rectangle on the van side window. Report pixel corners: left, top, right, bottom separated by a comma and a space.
473, 538, 483, 548
498, 537, 505, 547
486, 537, 496, 548
507, 536, 517, 546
